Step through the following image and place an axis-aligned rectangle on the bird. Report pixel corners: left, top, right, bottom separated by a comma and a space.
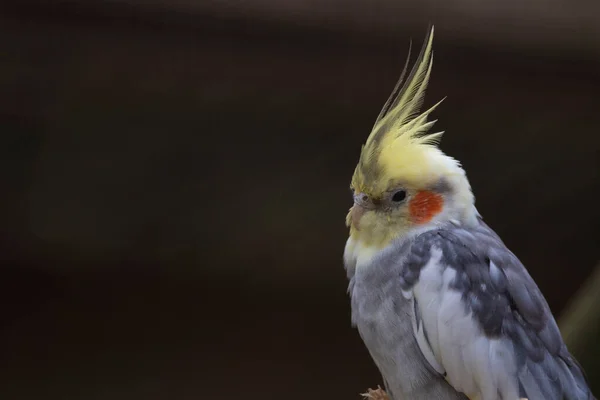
343, 25, 596, 400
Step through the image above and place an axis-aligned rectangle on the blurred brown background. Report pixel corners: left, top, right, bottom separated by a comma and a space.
1, 1, 599, 399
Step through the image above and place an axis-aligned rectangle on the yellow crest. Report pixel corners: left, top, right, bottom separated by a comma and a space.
352, 26, 446, 195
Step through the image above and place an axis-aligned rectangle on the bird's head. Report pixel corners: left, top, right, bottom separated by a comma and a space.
346, 26, 478, 248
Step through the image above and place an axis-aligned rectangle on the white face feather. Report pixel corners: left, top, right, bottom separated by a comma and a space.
344, 236, 379, 272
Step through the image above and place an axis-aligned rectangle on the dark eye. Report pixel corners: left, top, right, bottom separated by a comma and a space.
391, 190, 406, 202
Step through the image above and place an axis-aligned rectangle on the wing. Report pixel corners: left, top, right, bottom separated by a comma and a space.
399, 220, 595, 400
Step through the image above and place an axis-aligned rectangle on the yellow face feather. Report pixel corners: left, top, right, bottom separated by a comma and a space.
347, 26, 476, 248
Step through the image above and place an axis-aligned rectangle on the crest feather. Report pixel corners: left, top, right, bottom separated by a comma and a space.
353, 25, 446, 192
366, 25, 442, 150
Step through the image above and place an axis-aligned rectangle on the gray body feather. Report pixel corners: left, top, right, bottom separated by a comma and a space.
346, 218, 595, 400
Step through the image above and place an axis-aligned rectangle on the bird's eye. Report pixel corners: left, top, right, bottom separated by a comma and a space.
391, 190, 407, 202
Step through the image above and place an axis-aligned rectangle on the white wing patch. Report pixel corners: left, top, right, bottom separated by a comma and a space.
410, 246, 521, 400
410, 248, 446, 374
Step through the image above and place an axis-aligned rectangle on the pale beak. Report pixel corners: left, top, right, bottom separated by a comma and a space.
350, 204, 367, 230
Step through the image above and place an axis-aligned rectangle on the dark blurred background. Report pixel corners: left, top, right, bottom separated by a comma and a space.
1, 1, 599, 399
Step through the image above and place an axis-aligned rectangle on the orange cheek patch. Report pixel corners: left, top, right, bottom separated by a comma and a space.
409, 191, 444, 224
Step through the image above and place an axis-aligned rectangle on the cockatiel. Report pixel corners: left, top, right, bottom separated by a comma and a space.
343, 26, 596, 400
